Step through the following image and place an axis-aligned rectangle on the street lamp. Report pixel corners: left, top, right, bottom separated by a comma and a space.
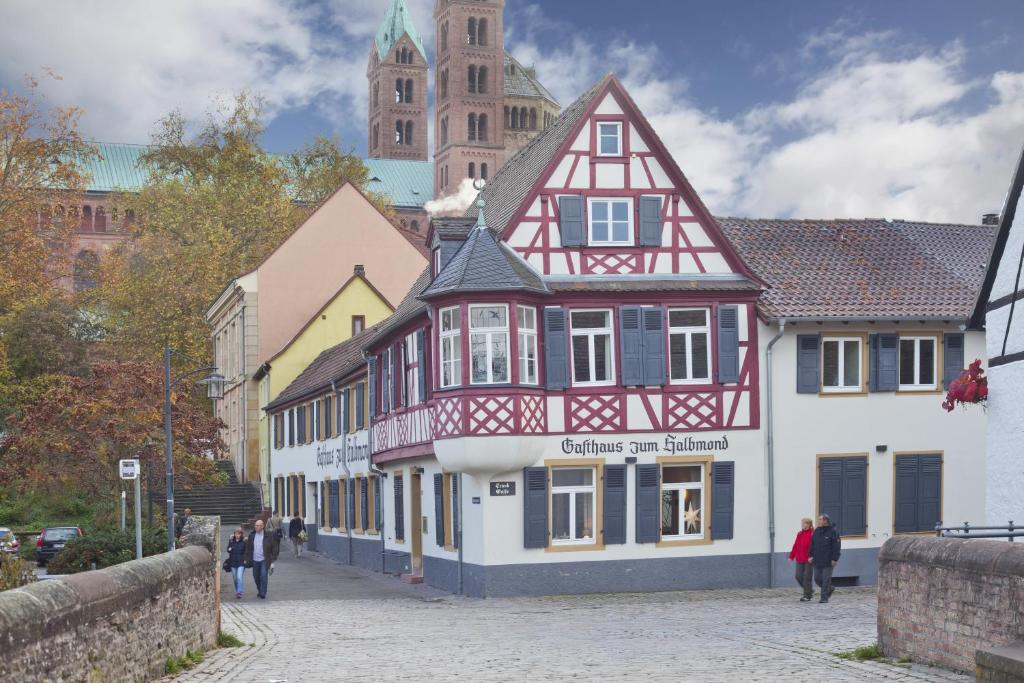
163, 342, 224, 552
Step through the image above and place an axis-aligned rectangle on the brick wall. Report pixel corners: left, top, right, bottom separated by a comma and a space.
878, 536, 1024, 673
0, 517, 220, 683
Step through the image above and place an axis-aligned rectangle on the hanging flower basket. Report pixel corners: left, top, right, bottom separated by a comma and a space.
942, 359, 988, 412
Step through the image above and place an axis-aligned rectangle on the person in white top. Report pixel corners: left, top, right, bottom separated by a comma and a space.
243, 518, 280, 599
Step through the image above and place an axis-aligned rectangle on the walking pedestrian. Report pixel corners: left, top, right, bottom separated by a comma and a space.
226, 527, 246, 599
289, 514, 307, 558
808, 513, 841, 603
243, 518, 280, 599
788, 517, 814, 601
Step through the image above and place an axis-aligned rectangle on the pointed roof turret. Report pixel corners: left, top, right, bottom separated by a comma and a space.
375, 0, 426, 61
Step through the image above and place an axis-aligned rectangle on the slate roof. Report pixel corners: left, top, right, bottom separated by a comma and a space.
431, 217, 476, 241
421, 216, 548, 298
473, 76, 604, 233
717, 217, 997, 321
364, 267, 432, 348
265, 325, 379, 411
374, 0, 426, 61
504, 52, 558, 104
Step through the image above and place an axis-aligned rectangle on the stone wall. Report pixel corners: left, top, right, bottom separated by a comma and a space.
878, 536, 1024, 673
0, 516, 220, 683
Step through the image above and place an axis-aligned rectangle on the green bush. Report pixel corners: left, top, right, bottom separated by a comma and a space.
0, 555, 38, 591
47, 527, 167, 574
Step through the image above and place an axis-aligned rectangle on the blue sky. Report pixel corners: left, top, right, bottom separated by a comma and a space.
2, 0, 1023, 222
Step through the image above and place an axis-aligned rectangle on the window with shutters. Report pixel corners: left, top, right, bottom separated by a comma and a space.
660, 463, 706, 540
405, 332, 420, 406
587, 198, 632, 245
669, 308, 711, 383
899, 336, 938, 390
894, 453, 942, 533
440, 306, 462, 388
821, 336, 863, 393
597, 121, 622, 156
570, 309, 615, 386
517, 305, 538, 385
551, 467, 596, 545
469, 304, 509, 384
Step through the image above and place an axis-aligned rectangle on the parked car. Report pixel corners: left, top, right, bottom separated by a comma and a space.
35, 527, 83, 566
0, 528, 19, 554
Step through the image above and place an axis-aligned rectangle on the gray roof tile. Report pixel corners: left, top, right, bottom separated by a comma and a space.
503, 52, 558, 104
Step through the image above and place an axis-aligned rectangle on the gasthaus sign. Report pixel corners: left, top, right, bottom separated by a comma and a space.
559, 433, 730, 456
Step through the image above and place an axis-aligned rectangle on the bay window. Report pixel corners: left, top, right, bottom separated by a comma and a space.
439, 307, 462, 388
551, 467, 595, 545
588, 198, 632, 245
517, 305, 538, 385
661, 464, 705, 539
899, 336, 937, 389
668, 308, 710, 383
571, 309, 614, 386
822, 336, 862, 393
469, 305, 509, 384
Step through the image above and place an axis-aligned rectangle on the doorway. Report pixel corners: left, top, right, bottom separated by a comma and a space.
410, 469, 423, 575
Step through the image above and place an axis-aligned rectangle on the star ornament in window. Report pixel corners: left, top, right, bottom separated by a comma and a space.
684, 502, 701, 533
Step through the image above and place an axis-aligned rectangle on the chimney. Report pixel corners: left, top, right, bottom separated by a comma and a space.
982, 213, 1000, 226
354, 264, 365, 277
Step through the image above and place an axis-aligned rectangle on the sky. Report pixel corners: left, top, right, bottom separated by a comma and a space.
2, 0, 1024, 223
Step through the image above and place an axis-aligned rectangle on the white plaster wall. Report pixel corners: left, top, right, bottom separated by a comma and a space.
985, 360, 1024, 524
769, 323, 987, 551
992, 207, 1024, 300
379, 457, 464, 563
987, 304, 1024, 358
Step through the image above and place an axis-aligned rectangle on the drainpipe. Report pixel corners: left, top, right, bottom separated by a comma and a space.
457, 473, 464, 595
333, 380, 354, 566
372, 465, 387, 576
765, 319, 786, 588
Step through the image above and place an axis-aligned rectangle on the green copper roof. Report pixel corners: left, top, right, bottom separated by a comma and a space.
364, 158, 433, 208
374, 0, 426, 61
83, 142, 432, 209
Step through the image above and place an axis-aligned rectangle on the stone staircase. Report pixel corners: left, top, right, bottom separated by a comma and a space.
174, 460, 266, 527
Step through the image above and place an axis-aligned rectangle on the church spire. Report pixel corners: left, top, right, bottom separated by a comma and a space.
374, 0, 426, 62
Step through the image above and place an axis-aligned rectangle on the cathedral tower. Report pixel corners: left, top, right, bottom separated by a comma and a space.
433, 0, 506, 197
368, 0, 428, 161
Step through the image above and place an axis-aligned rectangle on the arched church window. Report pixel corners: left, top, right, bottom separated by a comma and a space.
530, 108, 537, 130
468, 162, 475, 179
441, 22, 448, 52
95, 206, 107, 232
411, 220, 419, 232
405, 79, 413, 103
80, 205, 93, 232
395, 79, 403, 103
481, 163, 488, 180
504, 106, 511, 129
511, 107, 519, 129
395, 121, 404, 145
441, 70, 448, 99
478, 66, 488, 94
373, 82, 379, 108
468, 17, 477, 45
468, 65, 477, 94
478, 113, 488, 142
441, 117, 448, 145
477, 18, 487, 46
468, 113, 477, 141
405, 121, 413, 145
519, 107, 528, 129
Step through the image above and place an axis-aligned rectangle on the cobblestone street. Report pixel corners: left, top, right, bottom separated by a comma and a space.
161, 540, 970, 683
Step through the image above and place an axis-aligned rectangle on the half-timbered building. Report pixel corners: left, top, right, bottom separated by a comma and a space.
288, 73, 994, 597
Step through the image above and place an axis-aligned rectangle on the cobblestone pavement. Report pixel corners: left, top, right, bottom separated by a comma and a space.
164, 541, 969, 683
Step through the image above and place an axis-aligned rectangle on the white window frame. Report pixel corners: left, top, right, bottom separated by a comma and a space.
596, 121, 622, 157
587, 197, 633, 246
517, 305, 538, 385
550, 467, 597, 546
661, 463, 706, 540
469, 304, 510, 385
668, 308, 711, 385
433, 248, 441, 277
570, 308, 615, 387
405, 332, 420, 406
821, 336, 863, 393
439, 306, 462, 388
899, 335, 938, 390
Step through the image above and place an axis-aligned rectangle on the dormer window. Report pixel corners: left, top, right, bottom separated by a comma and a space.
597, 122, 622, 156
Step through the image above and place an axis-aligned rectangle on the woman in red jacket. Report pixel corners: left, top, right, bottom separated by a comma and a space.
789, 517, 814, 601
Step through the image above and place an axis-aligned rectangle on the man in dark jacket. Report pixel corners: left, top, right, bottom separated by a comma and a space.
807, 514, 841, 603
243, 519, 280, 599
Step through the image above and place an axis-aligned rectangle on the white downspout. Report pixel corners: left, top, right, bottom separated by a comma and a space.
765, 319, 786, 588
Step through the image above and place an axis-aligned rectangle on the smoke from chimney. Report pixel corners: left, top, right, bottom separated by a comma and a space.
424, 178, 480, 217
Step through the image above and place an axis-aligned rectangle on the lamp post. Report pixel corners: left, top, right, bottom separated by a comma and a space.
164, 342, 224, 552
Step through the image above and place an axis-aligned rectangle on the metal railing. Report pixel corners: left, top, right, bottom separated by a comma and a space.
936, 521, 1024, 541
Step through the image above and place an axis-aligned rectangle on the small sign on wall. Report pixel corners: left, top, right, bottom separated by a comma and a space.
490, 481, 516, 496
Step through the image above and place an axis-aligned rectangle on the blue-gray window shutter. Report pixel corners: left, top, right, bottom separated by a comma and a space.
451, 474, 460, 550
841, 457, 867, 536
367, 356, 377, 418
360, 477, 369, 531
396, 343, 406, 408
710, 461, 735, 540
394, 476, 405, 540
602, 464, 627, 544
342, 388, 351, 433
642, 307, 667, 386
894, 455, 919, 533
943, 333, 964, 390
374, 476, 382, 531
381, 350, 391, 414
324, 396, 332, 437
877, 333, 898, 391
818, 458, 843, 528
558, 195, 585, 247
918, 454, 942, 532
523, 467, 548, 548
543, 307, 570, 390
288, 409, 295, 446
619, 306, 643, 386
328, 481, 340, 528
796, 334, 820, 393
868, 334, 879, 392
416, 329, 427, 402
434, 473, 445, 547
635, 463, 661, 543
716, 305, 739, 384
638, 196, 663, 246
336, 392, 343, 433
346, 479, 355, 529
355, 383, 364, 429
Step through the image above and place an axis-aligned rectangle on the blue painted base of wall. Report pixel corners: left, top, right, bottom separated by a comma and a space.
314, 533, 384, 572
385, 549, 411, 576
770, 546, 880, 588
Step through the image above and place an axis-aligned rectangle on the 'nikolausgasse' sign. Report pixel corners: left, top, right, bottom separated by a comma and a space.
560, 433, 729, 456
